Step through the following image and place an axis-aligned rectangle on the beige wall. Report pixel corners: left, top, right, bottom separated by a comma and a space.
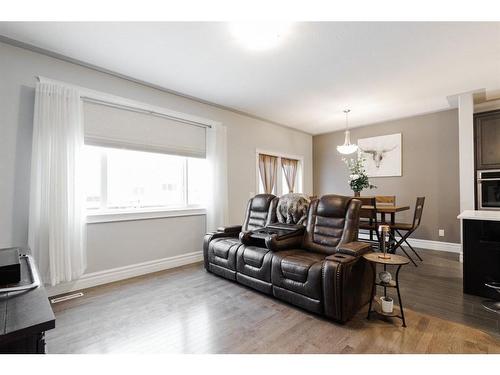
0, 41, 312, 273
313, 109, 460, 243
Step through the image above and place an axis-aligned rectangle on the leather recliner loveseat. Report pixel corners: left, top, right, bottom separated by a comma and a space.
203, 194, 373, 323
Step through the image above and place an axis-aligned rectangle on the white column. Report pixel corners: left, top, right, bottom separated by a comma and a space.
458, 93, 475, 212
458, 93, 475, 262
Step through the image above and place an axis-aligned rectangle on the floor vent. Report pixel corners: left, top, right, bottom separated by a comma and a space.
50, 292, 84, 304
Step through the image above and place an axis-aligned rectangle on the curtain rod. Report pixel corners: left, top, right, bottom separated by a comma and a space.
81, 97, 212, 129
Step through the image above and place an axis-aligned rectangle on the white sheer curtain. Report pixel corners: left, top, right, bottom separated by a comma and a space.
206, 123, 228, 231
28, 82, 87, 286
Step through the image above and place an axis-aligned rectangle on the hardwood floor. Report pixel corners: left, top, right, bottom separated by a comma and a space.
46, 249, 500, 353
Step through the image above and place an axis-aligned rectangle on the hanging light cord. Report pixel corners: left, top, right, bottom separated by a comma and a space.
344, 109, 350, 132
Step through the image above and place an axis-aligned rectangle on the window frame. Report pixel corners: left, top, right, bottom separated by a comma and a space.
255, 149, 305, 196
36, 76, 220, 224
85, 146, 207, 223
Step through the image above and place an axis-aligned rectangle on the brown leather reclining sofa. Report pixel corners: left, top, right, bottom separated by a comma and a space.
203, 194, 373, 323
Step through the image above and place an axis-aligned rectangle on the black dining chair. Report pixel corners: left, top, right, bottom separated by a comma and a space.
357, 196, 380, 246
388, 197, 425, 267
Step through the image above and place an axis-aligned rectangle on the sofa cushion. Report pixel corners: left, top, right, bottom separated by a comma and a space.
316, 194, 351, 217
212, 237, 240, 259
302, 195, 361, 255
236, 244, 274, 288
280, 251, 325, 283
247, 210, 270, 230
242, 194, 279, 231
208, 237, 241, 271
271, 249, 326, 300
239, 245, 269, 268
312, 216, 345, 248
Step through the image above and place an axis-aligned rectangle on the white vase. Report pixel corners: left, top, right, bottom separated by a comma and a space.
380, 296, 394, 313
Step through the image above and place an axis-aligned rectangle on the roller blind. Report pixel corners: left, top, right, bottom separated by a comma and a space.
83, 101, 206, 158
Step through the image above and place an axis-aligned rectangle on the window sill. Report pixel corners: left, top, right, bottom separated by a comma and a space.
86, 207, 206, 224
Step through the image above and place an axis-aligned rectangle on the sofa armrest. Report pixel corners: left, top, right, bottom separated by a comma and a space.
239, 231, 252, 244
323, 245, 373, 322
337, 241, 372, 257
216, 225, 242, 234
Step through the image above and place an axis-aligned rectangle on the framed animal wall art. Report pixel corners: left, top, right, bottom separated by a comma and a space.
357, 133, 402, 177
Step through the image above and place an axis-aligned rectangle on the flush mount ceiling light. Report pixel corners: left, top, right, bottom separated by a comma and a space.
229, 22, 292, 51
336, 109, 358, 155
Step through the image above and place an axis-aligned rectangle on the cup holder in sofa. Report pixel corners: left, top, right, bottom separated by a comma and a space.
326, 253, 357, 264
332, 254, 346, 259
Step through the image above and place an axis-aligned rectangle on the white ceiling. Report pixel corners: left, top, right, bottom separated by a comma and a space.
1, 22, 499, 135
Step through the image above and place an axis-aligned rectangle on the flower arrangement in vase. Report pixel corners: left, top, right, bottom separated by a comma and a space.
342, 155, 376, 196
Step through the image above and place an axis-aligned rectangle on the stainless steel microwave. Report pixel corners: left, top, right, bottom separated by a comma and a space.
477, 170, 500, 210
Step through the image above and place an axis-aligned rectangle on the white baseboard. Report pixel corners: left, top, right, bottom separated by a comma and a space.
404, 237, 461, 253
46, 236, 463, 297
358, 233, 462, 254
47, 251, 203, 297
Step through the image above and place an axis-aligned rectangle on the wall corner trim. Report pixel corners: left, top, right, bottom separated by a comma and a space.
46, 251, 203, 297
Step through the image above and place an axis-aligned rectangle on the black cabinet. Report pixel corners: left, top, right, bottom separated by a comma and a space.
462, 219, 500, 299
0, 248, 55, 354
475, 109, 500, 170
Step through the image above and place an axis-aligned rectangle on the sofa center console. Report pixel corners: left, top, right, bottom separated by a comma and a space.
243, 223, 305, 247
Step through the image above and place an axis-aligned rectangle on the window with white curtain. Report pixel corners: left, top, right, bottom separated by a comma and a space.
83, 146, 207, 213
257, 152, 303, 196
82, 100, 208, 217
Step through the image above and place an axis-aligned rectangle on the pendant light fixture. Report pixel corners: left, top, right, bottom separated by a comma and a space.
336, 109, 358, 155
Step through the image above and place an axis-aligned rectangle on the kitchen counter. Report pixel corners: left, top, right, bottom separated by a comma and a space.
457, 210, 500, 221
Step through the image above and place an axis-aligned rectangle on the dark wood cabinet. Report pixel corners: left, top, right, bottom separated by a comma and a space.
0, 248, 55, 354
462, 219, 500, 299
475, 109, 500, 170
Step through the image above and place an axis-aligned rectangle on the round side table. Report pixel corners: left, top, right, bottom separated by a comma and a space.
363, 252, 410, 327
